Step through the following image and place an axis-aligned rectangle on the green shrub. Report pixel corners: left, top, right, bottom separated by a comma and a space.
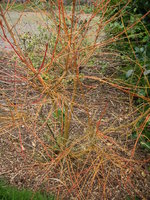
106, 0, 150, 150
0, 180, 55, 200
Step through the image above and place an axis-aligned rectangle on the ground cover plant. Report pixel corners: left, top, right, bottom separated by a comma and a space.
0, 0, 150, 199
0, 179, 55, 200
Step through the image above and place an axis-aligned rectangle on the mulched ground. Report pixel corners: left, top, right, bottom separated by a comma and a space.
0, 50, 150, 200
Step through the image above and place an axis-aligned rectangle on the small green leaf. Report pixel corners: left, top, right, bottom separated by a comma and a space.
143, 35, 149, 42
140, 141, 150, 150
126, 69, 133, 78
57, 108, 62, 117
144, 70, 150, 76
138, 89, 146, 96
131, 131, 137, 139
135, 47, 139, 52
140, 47, 144, 52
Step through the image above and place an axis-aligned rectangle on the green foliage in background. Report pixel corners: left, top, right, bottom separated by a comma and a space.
106, 0, 150, 150
0, 180, 55, 200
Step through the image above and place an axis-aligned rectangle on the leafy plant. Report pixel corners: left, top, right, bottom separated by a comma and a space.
0, 180, 55, 200
106, 0, 150, 150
